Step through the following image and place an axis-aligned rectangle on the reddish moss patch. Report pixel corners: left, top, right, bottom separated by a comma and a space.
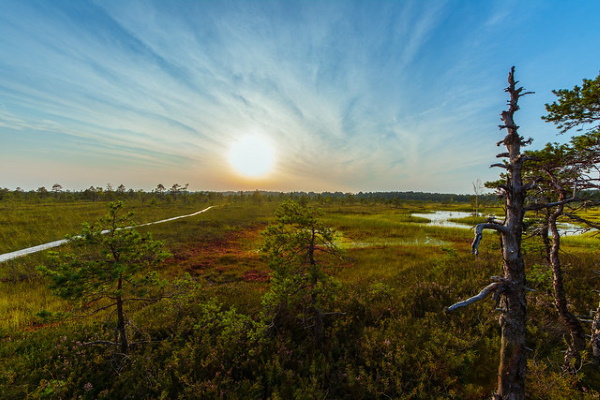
241, 269, 270, 282
165, 226, 268, 279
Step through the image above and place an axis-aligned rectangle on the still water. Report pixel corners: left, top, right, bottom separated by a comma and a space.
412, 210, 587, 236
411, 211, 474, 229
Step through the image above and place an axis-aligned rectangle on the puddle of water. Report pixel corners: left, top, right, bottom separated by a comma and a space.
412, 210, 589, 236
411, 211, 475, 229
554, 222, 588, 236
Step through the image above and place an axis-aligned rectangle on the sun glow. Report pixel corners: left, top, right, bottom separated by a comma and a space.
228, 135, 276, 178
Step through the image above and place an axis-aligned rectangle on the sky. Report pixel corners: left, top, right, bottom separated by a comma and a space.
1, 0, 600, 194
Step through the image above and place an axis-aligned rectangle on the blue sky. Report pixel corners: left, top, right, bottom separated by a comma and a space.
1, 0, 599, 193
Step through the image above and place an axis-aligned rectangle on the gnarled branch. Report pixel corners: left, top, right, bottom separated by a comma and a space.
524, 197, 578, 211
491, 163, 509, 169
497, 184, 510, 194
472, 223, 508, 255
82, 340, 117, 347
518, 154, 539, 163
522, 178, 542, 192
522, 137, 534, 145
445, 282, 502, 313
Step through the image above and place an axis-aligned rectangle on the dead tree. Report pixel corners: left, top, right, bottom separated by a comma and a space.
446, 67, 533, 400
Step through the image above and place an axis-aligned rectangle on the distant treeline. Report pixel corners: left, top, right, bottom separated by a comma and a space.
3, 184, 598, 206
0, 183, 507, 206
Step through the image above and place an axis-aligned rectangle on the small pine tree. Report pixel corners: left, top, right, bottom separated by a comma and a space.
261, 200, 342, 345
39, 201, 171, 354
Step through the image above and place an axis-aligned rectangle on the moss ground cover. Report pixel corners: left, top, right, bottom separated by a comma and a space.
1, 199, 600, 398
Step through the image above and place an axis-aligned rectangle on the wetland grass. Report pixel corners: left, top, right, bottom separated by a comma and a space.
0, 280, 70, 330
2, 199, 600, 398
0, 201, 275, 329
0, 200, 221, 255
1, 201, 475, 329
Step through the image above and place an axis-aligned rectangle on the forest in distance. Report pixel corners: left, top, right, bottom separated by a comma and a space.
0, 184, 493, 206
1, 70, 600, 399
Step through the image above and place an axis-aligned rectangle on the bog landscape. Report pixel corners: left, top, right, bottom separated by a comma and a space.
0, 190, 598, 400
3, 68, 600, 400
3, 2, 600, 399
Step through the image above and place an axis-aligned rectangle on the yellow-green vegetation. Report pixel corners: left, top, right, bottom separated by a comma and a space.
0, 200, 225, 255
1, 197, 600, 399
0, 281, 70, 330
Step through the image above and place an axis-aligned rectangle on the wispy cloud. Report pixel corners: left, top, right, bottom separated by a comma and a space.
1, 0, 599, 192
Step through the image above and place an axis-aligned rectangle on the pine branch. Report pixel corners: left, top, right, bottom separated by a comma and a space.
564, 212, 600, 230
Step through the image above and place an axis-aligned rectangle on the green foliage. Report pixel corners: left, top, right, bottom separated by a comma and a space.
153, 298, 266, 399
3, 201, 600, 398
38, 201, 171, 353
261, 200, 343, 344
543, 73, 600, 134
39, 202, 170, 303
527, 359, 600, 399
528, 263, 553, 291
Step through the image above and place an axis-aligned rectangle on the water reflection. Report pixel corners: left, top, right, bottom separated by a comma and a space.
411, 211, 474, 229
412, 210, 588, 236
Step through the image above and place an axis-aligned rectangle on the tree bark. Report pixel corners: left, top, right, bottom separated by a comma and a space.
445, 69, 534, 398
495, 229, 527, 400
445, 281, 502, 312
492, 67, 530, 400
547, 202, 586, 371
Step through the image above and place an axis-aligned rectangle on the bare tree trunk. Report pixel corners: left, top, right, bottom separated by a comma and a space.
495, 216, 527, 400
116, 276, 129, 355
562, 214, 600, 364
452, 68, 530, 400
312, 292, 325, 346
473, 179, 482, 217
547, 205, 586, 371
489, 67, 531, 400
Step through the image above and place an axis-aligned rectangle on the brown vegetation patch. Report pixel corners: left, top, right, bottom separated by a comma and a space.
241, 269, 270, 282
166, 227, 267, 278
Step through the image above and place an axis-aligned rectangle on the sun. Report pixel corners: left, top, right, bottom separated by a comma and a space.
228, 135, 276, 178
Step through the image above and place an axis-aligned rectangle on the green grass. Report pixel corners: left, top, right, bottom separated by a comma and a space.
0, 202, 106, 254
0, 200, 221, 255
0, 280, 71, 330
0, 200, 259, 331
561, 231, 600, 252
1, 199, 600, 399
0, 201, 477, 331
